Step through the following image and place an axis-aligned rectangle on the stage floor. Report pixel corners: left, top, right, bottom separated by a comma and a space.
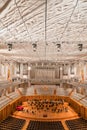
13, 102, 78, 120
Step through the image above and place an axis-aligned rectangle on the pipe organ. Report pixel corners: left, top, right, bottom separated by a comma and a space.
35, 69, 55, 79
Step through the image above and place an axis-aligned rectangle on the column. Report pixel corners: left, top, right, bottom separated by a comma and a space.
0, 64, 1, 75
60, 65, 63, 79
76, 62, 81, 81
14, 63, 17, 77
28, 65, 31, 87
60, 65, 63, 87
84, 62, 86, 80
5, 63, 8, 80
74, 63, 77, 76
9, 62, 13, 81
68, 64, 70, 79
1, 64, 5, 77
20, 63, 23, 79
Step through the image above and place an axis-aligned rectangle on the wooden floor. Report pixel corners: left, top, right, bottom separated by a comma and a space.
13, 101, 80, 130
14, 106, 78, 120
14, 101, 78, 120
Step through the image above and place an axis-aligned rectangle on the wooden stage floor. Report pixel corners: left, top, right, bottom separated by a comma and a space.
13, 102, 78, 121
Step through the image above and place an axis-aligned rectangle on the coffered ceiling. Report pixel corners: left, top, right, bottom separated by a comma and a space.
0, 0, 87, 63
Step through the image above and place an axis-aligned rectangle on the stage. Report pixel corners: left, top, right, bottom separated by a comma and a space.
13, 101, 78, 121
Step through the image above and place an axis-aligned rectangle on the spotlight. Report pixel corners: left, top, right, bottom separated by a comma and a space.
32, 43, 37, 52
56, 44, 61, 48
8, 43, 12, 51
78, 44, 83, 51
56, 44, 61, 52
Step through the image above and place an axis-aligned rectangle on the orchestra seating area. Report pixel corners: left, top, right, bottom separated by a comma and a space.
26, 98, 68, 113
65, 118, 87, 130
0, 116, 25, 130
27, 120, 65, 130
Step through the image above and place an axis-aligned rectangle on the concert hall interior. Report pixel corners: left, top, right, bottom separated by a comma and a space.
0, 0, 87, 130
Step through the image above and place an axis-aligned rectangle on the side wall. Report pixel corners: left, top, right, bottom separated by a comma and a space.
0, 96, 24, 121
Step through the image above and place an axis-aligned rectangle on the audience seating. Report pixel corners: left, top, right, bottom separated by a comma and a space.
27, 120, 65, 130
71, 93, 84, 100
7, 92, 20, 99
0, 116, 25, 130
0, 96, 11, 108
79, 98, 87, 107
65, 118, 87, 130
0, 92, 20, 109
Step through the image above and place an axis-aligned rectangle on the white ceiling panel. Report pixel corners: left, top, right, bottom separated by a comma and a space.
0, 0, 87, 63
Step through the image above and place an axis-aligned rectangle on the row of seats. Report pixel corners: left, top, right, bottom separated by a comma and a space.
79, 98, 87, 107
0, 116, 87, 130
0, 116, 25, 130
0, 96, 11, 108
71, 93, 87, 107
7, 92, 20, 99
27, 120, 65, 130
0, 92, 20, 108
65, 118, 87, 130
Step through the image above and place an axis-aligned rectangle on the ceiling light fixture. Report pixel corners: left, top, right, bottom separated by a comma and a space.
32, 43, 37, 52
7, 43, 12, 51
78, 44, 83, 51
56, 43, 61, 52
